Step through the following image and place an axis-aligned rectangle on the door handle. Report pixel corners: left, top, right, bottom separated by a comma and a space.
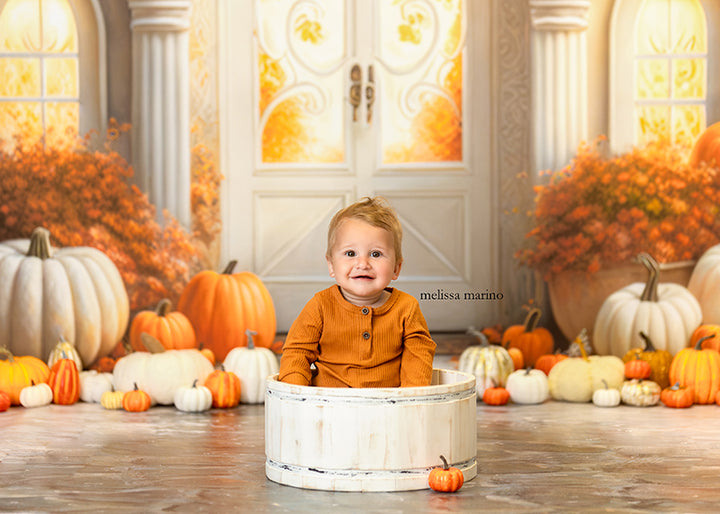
349, 64, 362, 122
366, 64, 375, 125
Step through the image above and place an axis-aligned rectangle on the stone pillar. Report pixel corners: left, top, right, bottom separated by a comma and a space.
129, 0, 192, 226
529, 0, 590, 172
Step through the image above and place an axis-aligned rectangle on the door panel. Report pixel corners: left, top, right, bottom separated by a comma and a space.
222, 0, 494, 332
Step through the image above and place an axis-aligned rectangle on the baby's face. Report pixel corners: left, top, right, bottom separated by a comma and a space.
327, 218, 402, 305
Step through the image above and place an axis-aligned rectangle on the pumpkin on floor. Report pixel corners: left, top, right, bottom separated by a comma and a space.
661, 382, 694, 408
428, 455, 464, 493
482, 384, 510, 406
0, 390, 10, 412
621, 332, 672, 389
129, 299, 196, 351
100, 390, 125, 410
621, 379, 661, 407
0, 227, 129, 365
458, 330, 514, 399
223, 329, 279, 404
204, 366, 242, 408
501, 308, 553, 367
79, 370, 114, 403
174, 379, 213, 413
123, 383, 152, 412
0, 347, 50, 405
177, 261, 276, 361
548, 337, 624, 403
668, 335, 720, 404
592, 379, 621, 408
112, 334, 214, 405
19, 381, 53, 408
593, 253, 701, 358
505, 367, 549, 405
47, 353, 81, 405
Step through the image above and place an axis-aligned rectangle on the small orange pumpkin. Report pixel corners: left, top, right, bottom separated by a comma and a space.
129, 299, 196, 351
0, 390, 10, 412
661, 382, 694, 409
428, 455, 464, 493
178, 261, 277, 361
691, 325, 720, 350
47, 353, 80, 405
669, 335, 720, 404
502, 308, 554, 367
534, 352, 568, 376
123, 383, 152, 412
504, 342, 524, 371
204, 366, 242, 408
0, 347, 50, 405
624, 356, 652, 380
482, 383, 510, 406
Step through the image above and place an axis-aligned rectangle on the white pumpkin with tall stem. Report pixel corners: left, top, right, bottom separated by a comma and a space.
223, 329, 279, 404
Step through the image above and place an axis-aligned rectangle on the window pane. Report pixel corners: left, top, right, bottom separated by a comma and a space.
0, 57, 40, 97
256, 0, 345, 164
0, 0, 77, 53
44, 101, 78, 146
672, 58, 704, 99
379, 0, 463, 164
636, 104, 670, 145
636, 58, 669, 99
45, 57, 78, 97
636, 0, 669, 54
670, 0, 706, 52
0, 101, 42, 150
672, 104, 704, 146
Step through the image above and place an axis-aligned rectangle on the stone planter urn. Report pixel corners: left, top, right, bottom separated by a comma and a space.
546, 259, 695, 344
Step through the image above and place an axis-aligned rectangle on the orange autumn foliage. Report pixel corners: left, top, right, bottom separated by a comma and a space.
0, 119, 222, 315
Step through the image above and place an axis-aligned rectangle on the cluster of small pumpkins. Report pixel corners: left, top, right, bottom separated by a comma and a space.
0, 227, 280, 413
459, 246, 720, 410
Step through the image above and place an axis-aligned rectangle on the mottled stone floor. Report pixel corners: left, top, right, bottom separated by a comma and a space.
3, 357, 720, 513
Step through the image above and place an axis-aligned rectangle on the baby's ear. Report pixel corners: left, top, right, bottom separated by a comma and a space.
392, 260, 402, 280
326, 256, 336, 278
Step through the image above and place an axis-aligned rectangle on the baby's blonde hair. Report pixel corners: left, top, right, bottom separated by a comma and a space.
326, 197, 403, 264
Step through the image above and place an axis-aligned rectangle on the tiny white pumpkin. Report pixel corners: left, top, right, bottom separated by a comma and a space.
621, 379, 661, 407
47, 336, 83, 372
593, 253, 701, 357
223, 329, 279, 404
592, 379, 621, 407
174, 379, 213, 412
19, 381, 53, 408
459, 330, 515, 399
79, 370, 113, 403
505, 367, 549, 405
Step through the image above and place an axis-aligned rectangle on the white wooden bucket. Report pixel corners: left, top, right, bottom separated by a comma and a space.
265, 368, 477, 492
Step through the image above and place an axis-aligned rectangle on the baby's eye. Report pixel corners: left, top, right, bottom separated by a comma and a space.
370, 251, 382, 258
344, 250, 356, 257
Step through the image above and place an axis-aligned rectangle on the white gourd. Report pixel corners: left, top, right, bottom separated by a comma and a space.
79, 370, 114, 403
592, 379, 621, 407
19, 382, 53, 408
174, 379, 213, 412
223, 329, 279, 404
621, 379, 661, 407
505, 368, 549, 405
593, 253, 701, 357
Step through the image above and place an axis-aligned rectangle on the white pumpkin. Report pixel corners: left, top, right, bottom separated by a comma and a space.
592, 379, 621, 407
0, 227, 129, 365
621, 379, 661, 407
79, 370, 113, 403
688, 244, 720, 323
458, 331, 515, 399
47, 336, 83, 372
112, 339, 214, 406
223, 329, 279, 404
174, 379, 213, 412
505, 367, 549, 405
19, 382, 53, 408
548, 339, 625, 403
593, 253, 701, 357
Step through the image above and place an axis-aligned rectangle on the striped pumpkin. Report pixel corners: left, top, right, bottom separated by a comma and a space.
48, 355, 81, 405
458, 331, 515, 399
669, 335, 720, 404
204, 367, 241, 408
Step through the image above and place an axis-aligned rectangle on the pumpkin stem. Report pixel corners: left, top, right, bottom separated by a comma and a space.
246, 329, 258, 350
133, 382, 140, 391
638, 331, 657, 352
26, 227, 53, 260
439, 455, 449, 470
694, 334, 715, 350
637, 253, 660, 302
524, 366, 533, 375
601, 379, 609, 390
671, 382, 681, 391
156, 299, 173, 317
0, 346, 14, 362
523, 308, 542, 333
222, 260, 238, 275
574, 336, 589, 361
192, 379, 199, 388
466, 327, 489, 347
140, 333, 166, 354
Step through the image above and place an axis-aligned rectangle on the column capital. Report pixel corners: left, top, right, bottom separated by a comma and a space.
129, 0, 192, 32
529, 0, 590, 32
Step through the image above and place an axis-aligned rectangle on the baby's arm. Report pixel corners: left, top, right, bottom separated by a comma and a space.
399, 303, 436, 387
278, 298, 323, 386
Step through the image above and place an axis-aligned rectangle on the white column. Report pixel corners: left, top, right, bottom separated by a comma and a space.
530, 0, 590, 172
130, 0, 192, 227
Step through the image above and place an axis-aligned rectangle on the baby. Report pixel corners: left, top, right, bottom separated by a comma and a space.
278, 197, 436, 387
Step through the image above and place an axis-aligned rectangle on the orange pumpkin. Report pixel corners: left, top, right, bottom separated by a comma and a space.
47, 355, 80, 405
204, 366, 242, 408
198, 343, 216, 367
0, 390, 10, 412
534, 352, 568, 376
669, 335, 720, 404
504, 343, 524, 371
624, 356, 652, 380
502, 308, 554, 367
428, 455, 464, 493
0, 347, 50, 405
123, 383, 152, 412
691, 325, 720, 350
129, 299, 196, 351
177, 261, 277, 361
661, 382, 694, 409
690, 121, 720, 167
482, 384, 510, 406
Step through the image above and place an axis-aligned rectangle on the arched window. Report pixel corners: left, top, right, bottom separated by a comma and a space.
610, 0, 720, 152
0, 0, 105, 150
